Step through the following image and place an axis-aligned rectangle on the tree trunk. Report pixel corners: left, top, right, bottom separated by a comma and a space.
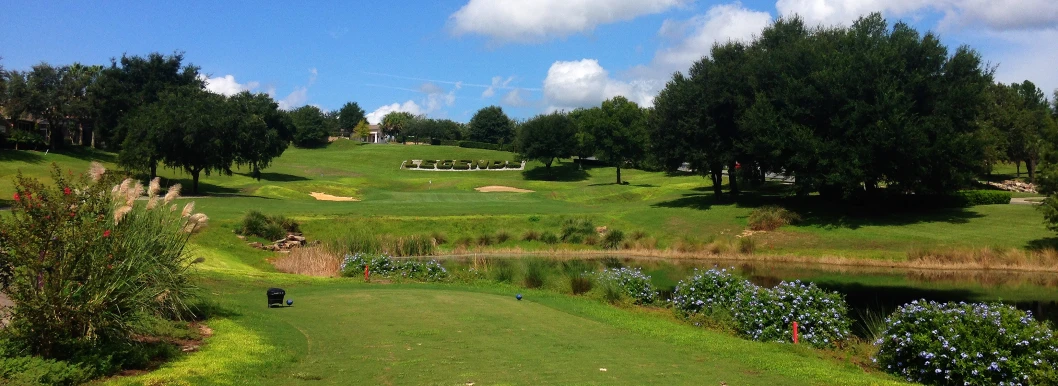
616, 165, 622, 185
150, 162, 157, 180
728, 161, 740, 196
544, 158, 553, 180
192, 169, 201, 195
1016, 161, 1021, 178
48, 120, 63, 150
77, 121, 85, 146
710, 164, 723, 197
253, 164, 262, 181
1028, 158, 1037, 183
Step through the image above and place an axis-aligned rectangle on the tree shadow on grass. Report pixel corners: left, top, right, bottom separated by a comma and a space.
653, 193, 983, 229
0, 149, 45, 163
1026, 237, 1058, 251
155, 176, 246, 197
522, 163, 590, 182
236, 172, 311, 182
54, 146, 117, 164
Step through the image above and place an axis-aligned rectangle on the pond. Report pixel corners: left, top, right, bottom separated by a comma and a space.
435, 255, 1058, 328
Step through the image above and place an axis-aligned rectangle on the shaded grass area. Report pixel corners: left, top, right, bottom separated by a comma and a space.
110, 275, 905, 385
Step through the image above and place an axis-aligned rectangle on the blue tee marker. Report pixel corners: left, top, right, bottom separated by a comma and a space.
286, 299, 293, 306
516, 294, 522, 301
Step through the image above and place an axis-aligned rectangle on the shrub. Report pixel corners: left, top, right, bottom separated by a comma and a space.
495, 230, 512, 243
453, 160, 470, 170
521, 230, 541, 241
595, 268, 655, 304
560, 218, 595, 242
599, 279, 626, 304
737, 237, 757, 254
0, 165, 204, 359
438, 160, 454, 170
747, 206, 801, 231
671, 268, 752, 318
474, 159, 490, 169
403, 160, 418, 169
583, 234, 600, 246
602, 229, 625, 250
630, 230, 648, 241
420, 160, 437, 169
237, 211, 299, 240
561, 259, 595, 295
875, 300, 1058, 385
454, 236, 474, 248
506, 161, 522, 169
955, 190, 1012, 206
540, 231, 560, 245
488, 160, 507, 169
523, 258, 551, 288
339, 253, 448, 282
333, 232, 435, 256
734, 280, 851, 348
459, 141, 501, 150
430, 231, 448, 245
438, 140, 461, 146
0, 352, 92, 386
492, 260, 516, 283
476, 233, 495, 246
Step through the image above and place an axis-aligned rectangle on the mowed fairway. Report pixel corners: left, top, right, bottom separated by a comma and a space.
111, 278, 903, 385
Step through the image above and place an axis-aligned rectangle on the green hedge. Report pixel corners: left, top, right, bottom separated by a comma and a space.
439, 140, 461, 146
955, 190, 1011, 206
419, 160, 437, 169
453, 160, 470, 170
438, 160, 454, 170
457, 141, 515, 152
506, 160, 522, 169
488, 160, 507, 169
403, 160, 417, 169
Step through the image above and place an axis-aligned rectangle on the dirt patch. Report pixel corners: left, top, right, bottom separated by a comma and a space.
310, 192, 360, 201
474, 186, 534, 193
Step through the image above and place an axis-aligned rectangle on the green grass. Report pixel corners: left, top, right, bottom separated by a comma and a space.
109, 276, 904, 385
4, 142, 1057, 384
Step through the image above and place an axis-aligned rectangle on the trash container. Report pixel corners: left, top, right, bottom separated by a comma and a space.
267, 288, 286, 307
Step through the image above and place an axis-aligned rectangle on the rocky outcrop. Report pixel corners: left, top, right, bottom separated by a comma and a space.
248, 233, 308, 252
984, 180, 1037, 193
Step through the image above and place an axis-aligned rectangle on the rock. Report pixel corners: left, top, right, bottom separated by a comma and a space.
248, 242, 264, 249
236, 235, 246, 240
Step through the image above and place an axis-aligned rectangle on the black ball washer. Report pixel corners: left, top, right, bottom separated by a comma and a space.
267, 287, 286, 308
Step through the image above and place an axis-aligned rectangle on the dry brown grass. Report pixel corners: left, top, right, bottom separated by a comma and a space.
270, 246, 342, 277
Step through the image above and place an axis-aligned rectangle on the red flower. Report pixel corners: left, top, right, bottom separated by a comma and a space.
64, 187, 71, 195
12, 193, 18, 202
103, 230, 111, 238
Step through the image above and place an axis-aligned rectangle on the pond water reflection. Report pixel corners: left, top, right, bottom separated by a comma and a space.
437, 255, 1058, 326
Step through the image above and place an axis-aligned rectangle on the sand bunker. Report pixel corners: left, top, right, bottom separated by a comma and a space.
475, 186, 534, 193
309, 192, 360, 201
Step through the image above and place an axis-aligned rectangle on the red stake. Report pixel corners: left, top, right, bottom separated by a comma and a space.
792, 321, 799, 344
365, 265, 370, 282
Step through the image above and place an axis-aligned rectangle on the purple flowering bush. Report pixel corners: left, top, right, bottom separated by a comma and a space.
340, 253, 448, 282
671, 268, 752, 317
595, 267, 656, 304
734, 280, 851, 348
875, 300, 1058, 385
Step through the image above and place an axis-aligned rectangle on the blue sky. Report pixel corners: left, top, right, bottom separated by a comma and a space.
3, 0, 1056, 123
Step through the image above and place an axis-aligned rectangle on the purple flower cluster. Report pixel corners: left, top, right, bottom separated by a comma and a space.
734, 280, 851, 348
596, 267, 656, 304
671, 268, 752, 316
874, 300, 1058, 385
340, 253, 448, 282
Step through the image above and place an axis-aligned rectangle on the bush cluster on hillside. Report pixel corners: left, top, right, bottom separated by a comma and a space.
237, 211, 300, 241
747, 206, 802, 231
404, 159, 521, 170
875, 300, 1058, 385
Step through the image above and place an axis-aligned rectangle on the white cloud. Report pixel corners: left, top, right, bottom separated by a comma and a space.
776, 0, 1058, 31
652, 4, 771, 72
449, 0, 690, 43
277, 87, 308, 110
990, 29, 1058, 96
482, 76, 514, 98
308, 68, 318, 85
501, 89, 530, 107
201, 74, 260, 96
365, 101, 424, 124
543, 59, 657, 110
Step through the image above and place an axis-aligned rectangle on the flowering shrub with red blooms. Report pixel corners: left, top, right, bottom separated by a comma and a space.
0, 163, 207, 361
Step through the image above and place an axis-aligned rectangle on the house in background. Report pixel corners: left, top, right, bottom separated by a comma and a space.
367, 125, 389, 144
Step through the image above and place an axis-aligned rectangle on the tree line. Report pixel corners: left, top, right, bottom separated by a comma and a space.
515, 14, 1058, 199
0, 52, 375, 193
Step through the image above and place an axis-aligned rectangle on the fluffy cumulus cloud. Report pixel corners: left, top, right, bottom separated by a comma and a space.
543, 59, 657, 111
365, 101, 424, 125
652, 4, 772, 72
201, 75, 260, 96
450, 0, 689, 43
776, 0, 1058, 31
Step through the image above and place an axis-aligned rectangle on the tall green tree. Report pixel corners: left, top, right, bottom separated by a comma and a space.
92, 52, 203, 149
579, 96, 649, 184
63, 63, 103, 146
468, 105, 514, 145
380, 111, 414, 143
353, 119, 371, 142
289, 105, 329, 148
338, 102, 366, 137
229, 92, 292, 180
22, 63, 68, 149
516, 112, 576, 177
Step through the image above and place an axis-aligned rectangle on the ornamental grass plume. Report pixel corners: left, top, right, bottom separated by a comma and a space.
147, 177, 161, 198
89, 161, 106, 182
181, 202, 195, 217
164, 183, 181, 204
